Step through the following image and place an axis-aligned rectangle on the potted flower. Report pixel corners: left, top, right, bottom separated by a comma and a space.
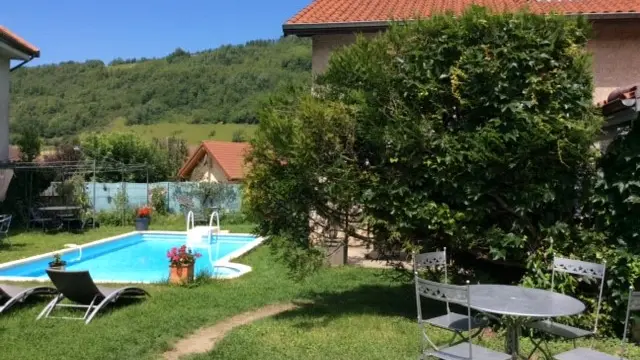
48, 253, 67, 271
135, 206, 152, 231
166, 245, 201, 284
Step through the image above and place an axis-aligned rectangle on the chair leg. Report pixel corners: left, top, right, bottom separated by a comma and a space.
469, 327, 484, 340
82, 296, 98, 320
37, 294, 64, 320
445, 332, 460, 346
528, 334, 554, 360
85, 293, 120, 324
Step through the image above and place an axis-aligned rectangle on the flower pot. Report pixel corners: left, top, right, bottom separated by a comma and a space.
135, 217, 150, 231
49, 265, 65, 271
169, 264, 194, 285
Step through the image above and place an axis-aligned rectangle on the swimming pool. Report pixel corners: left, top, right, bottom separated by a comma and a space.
0, 232, 263, 283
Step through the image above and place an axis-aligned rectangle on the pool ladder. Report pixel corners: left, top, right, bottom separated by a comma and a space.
208, 211, 221, 276
185, 211, 221, 276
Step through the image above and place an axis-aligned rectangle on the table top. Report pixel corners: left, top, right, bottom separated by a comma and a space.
38, 206, 81, 211
468, 284, 585, 318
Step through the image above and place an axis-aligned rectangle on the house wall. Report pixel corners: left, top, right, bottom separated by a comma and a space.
590, 20, 640, 103
311, 33, 378, 75
189, 154, 230, 183
311, 20, 640, 103
0, 56, 9, 162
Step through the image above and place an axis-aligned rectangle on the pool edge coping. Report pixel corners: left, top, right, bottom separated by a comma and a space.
0, 231, 265, 284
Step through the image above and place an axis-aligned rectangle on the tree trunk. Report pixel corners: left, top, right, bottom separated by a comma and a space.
342, 210, 349, 265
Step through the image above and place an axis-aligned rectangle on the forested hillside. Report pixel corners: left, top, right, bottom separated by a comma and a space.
9, 36, 311, 140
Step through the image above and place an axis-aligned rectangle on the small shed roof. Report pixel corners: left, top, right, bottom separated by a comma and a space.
178, 141, 251, 181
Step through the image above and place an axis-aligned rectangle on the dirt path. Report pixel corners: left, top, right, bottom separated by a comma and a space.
162, 303, 299, 360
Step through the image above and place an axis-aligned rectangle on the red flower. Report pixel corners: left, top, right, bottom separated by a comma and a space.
166, 245, 201, 266
137, 206, 152, 218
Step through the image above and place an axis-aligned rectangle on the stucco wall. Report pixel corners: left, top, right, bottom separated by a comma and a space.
590, 20, 640, 103
312, 33, 377, 75
0, 56, 9, 162
189, 154, 230, 183
311, 20, 640, 103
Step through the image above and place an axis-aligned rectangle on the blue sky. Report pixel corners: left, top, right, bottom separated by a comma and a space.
2, 0, 311, 66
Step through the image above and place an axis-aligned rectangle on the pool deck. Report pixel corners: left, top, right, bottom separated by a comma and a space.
0, 231, 264, 284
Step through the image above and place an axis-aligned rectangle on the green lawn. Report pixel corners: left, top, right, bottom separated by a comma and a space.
0, 226, 638, 360
105, 118, 257, 145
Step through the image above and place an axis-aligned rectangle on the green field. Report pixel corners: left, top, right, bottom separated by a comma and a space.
105, 118, 258, 145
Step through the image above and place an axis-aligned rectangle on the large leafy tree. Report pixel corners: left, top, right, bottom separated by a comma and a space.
245, 89, 362, 272
80, 133, 188, 182
246, 8, 601, 271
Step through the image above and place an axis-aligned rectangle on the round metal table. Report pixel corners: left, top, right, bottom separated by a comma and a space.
468, 285, 585, 359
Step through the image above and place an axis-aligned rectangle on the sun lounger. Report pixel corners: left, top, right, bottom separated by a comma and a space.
37, 269, 149, 324
0, 284, 57, 314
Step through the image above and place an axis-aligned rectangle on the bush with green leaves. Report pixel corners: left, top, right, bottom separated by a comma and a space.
244, 8, 640, 335
521, 124, 640, 336
149, 186, 168, 215
319, 7, 601, 261
231, 129, 246, 143
14, 122, 42, 162
97, 188, 133, 226
55, 174, 92, 220
247, 7, 600, 272
80, 132, 188, 182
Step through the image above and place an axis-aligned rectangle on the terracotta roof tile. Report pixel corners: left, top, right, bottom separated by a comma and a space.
202, 141, 251, 181
0, 25, 39, 57
285, 0, 640, 25
178, 141, 251, 181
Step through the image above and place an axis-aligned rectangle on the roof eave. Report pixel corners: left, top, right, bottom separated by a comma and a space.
0, 31, 40, 58
283, 21, 392, 36
283, 12, 640, 36
177, 145, 207, 179
0, 41, 32, 61
582, 12, 640, 20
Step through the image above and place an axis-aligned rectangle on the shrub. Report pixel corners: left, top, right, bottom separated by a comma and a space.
231, 130, 246, 142
247, 7, 600, 275
149, 186, 168, 215
220, 211, 248, 225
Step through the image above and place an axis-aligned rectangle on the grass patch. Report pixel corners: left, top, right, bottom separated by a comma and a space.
0, 227, 127, 263
106, 118, 257, 145
0, 224, 637, 360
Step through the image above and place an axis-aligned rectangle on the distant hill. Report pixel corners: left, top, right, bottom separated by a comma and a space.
9, 37, 311, 141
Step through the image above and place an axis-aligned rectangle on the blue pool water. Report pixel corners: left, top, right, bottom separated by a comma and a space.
0, 233, 258, 283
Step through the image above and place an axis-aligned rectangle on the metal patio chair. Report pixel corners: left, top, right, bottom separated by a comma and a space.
413, 249, 490, 347
28, 208, 56, 231
415, 277, 511, 360
554, 287, 639, 360
526, 256, 607, 358
0, 214, 12, 246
